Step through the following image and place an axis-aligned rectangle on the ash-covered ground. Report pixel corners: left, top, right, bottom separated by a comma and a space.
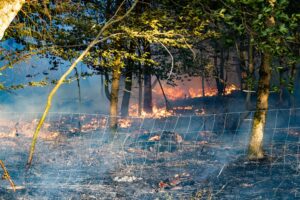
0, 109, 299, 199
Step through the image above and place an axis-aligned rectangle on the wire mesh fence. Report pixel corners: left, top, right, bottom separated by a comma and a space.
0, 108, 299, 199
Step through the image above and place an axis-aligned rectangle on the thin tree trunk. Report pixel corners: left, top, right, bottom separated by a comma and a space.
214, 48, 220, 95
143, 43, 152, 113
144, 73, 152, 112
278, 67, 284, 105
74, 67, 82, 130
0, 0, 25, 40
289, 63, 296, 108
234, 41, 243, 92
120, 65, 132, 117
294, 65, 300, 106
202, 76, 205, 97
138, 63, 143, 116
74, 67, 82, 105
248, 53, 271, 160
246, 38, 254, 109
104, 72, 111, 101
200, 49, 205, 97
156, 75, 171, 110
214, 44, 225, 96
240, 47, 248, 91
110, 55, 121, 129
219, 48, 225, 94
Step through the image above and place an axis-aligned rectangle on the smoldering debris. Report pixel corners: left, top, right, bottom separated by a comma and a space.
0, 111, 299, 199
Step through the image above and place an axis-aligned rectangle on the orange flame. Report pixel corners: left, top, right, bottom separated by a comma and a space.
153, 84, 239, 100
128, 104, 174, 118
128, 83, 239, 119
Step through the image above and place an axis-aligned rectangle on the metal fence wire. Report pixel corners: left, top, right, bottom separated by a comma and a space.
0, 108, 299, 199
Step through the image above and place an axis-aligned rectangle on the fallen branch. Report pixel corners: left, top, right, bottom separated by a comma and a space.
217, 164, 226, 178
27, 0, 139, 166
0, 160, 16, 192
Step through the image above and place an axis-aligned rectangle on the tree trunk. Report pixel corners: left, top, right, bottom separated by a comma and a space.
120, 65, 132, 117
156, 75, 171, 110
0, 0, 25, 40
110, 55, 121, 129
248, 53, 271, 160
74, 67, 82, 130
219, 48, 225, 94
295, 68, 300, 107
246, 38, 254, 109
278, 67, 284, 105
202, 76, 205, 97
138, 63, 143, 116
289, 63, 296, 108
104, 72, 111, 101
143, 44, 152, 113
214, 45, 225, 96
144, 72, 152, 113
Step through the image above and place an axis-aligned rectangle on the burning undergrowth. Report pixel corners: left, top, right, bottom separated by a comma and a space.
0, 109, 299, 199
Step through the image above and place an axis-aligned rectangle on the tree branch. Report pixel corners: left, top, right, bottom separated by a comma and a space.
27, 0, 139, 166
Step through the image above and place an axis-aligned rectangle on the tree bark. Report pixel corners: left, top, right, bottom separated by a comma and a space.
214, 45, 225, 96
219, 48, 225, 95
144, 72, 152, 113
138, 63, 143, 116
202, 76, 205, 97
248, 53, 271, 160
289, 63, 296, 108
104, 72, 111, 101
156, 75, 171, 110
248, 0, 276, 160
110, 55, 121, 129
246, 38, 254, 109
0, 0, 25, 40
143, 43, 153, 113
120, 64, 132, 117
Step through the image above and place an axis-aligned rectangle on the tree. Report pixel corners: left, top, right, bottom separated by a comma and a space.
214, 0, 299, 159
143, 42, 153, 113
110, 55, 122, 129
0, 0, 25, 40
185, 0, 299, 159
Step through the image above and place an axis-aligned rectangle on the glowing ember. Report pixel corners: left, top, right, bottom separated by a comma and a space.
195, 108, 206, 116
128, 104, 174, 118
118, 119, 132, 128
173, 106, 193, 110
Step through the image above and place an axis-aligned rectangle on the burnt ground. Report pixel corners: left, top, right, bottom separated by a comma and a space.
0, 109, 299, 199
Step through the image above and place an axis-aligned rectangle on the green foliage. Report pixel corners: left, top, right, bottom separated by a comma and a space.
0, 0, 299, 93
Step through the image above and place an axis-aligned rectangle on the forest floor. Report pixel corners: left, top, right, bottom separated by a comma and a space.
0, 92, 299, 199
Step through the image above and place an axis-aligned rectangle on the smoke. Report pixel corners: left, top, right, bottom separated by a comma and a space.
0, 50, 109, 114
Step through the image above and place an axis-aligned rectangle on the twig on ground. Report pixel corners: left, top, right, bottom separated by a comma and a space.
213, 182, 228, 197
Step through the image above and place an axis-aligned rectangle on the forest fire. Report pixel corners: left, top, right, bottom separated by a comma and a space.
128, 84, 238, 118
1, 0, 298, 198
153, 84, 239, 100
